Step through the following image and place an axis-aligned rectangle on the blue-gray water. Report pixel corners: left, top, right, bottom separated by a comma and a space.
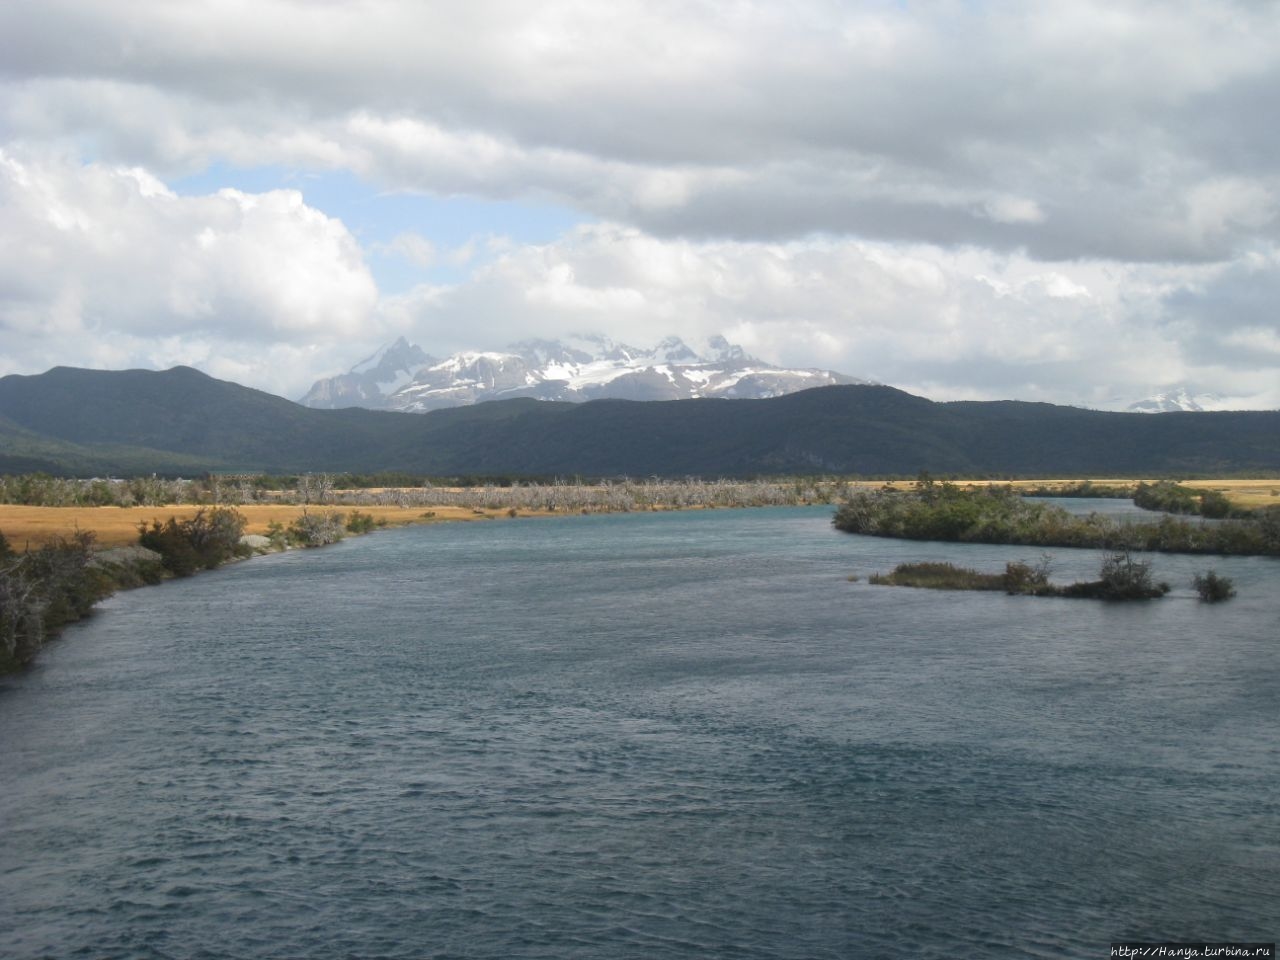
2, 505, 1277, 959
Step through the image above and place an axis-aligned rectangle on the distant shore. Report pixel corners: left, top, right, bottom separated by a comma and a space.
3, 477, 1278, 549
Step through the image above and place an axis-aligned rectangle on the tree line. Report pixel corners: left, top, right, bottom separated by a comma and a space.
0, 472, 847, 510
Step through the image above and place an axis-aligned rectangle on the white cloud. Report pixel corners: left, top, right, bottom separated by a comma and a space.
0, 149, 380, 397
376, 231, 436, 268
371, 222, 1275, 407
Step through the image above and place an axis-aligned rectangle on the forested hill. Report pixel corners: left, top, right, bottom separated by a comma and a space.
1, 365, 1278, 477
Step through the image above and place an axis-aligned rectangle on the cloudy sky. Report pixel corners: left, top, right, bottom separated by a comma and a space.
1, 0, 1278, 408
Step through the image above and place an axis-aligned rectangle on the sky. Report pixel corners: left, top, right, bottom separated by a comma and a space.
1, 0, 1278, 409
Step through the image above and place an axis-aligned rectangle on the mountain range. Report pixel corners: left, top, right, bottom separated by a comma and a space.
2, 365, 1279, 478
299, 335, 868, 411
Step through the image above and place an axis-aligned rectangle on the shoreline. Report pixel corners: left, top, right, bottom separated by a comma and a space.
1, 505, 553, 675
1, 499, 825, 674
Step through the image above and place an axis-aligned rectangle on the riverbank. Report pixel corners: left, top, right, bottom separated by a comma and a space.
0, 502, 548, 549
0, 504, 557, 674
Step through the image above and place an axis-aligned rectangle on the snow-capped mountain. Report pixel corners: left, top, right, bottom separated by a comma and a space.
300, 337, 437, 409
300, 335, 869, 412
1126, 386, 1226, 413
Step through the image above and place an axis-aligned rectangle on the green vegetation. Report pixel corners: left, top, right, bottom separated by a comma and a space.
833, 481, 1280, 556
870, 561, 1010, 591
869, 551, 1170, 601
0, 530, 166, 673
344, 510, 381, 534
138, 507, 250, 576
1020, 481, 1135, 499
1064, 551, 1170, 600
1133, 480, 1237, 518
1192, 570, 1236, 603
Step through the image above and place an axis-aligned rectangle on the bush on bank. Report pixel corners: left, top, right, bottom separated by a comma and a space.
0, 529, 165, 673
138, 507, 250, 576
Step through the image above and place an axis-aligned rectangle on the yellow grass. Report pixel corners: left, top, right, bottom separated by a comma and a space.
1178, 479, 1280, 510
0, 504, 534, 549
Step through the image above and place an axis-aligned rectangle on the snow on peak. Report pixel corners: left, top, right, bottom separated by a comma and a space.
649, 336, 700, 364
298, 337, 436, 408
301, 333, 869, 412
1127, 386, 1226, 413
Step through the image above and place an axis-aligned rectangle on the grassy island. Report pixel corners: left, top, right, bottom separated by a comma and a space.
869, 555, 1173, 601
833, 480, 1280, 556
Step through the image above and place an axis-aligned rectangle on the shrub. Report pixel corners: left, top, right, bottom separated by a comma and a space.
1198, 490, 1233, 519
1061, 551, 1169, 600
1192, 570, 1236, 603
288, 510, 345, 547
139, 507, 248, 576
1, 531, 113, 671
1002, 557, 1053, 595
345, 510, 379, 534
265, 520, 289, 550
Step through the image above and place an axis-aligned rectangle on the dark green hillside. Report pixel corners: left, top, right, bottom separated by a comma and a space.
403, 388, 969, 476
0, 366, 415, 474
2, 366, 1279, 476
943, 400, 1280, 475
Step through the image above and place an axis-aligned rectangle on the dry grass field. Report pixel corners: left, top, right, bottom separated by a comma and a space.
1178, 478, 1280, 510
0, 503, 531, 549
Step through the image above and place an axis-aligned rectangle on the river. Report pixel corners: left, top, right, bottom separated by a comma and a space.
2, 505, 1276, 958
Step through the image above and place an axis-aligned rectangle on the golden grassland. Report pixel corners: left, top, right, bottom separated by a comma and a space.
0, 503, 544, 549
1178, 479, 1280, 509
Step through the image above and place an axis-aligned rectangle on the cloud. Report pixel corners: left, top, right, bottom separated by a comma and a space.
0, 148, 380, 397
375, 231, 436, 268
2, 1, 1278, 259
372, 222, 1277, 408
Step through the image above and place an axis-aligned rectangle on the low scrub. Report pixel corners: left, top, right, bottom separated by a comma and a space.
1133, 481, 1236, 519
834, 482, 1280, 556
1059, 551, 1170, 600
869, 551, 1170, 601
344, 510, 381, 534
1, 530, 113, 672
138, 507, 249, 576
1192, 570, 1236, 603
288, 510, 346, 547
870, 561, 1007, 591
1020, 481, 1135, 499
